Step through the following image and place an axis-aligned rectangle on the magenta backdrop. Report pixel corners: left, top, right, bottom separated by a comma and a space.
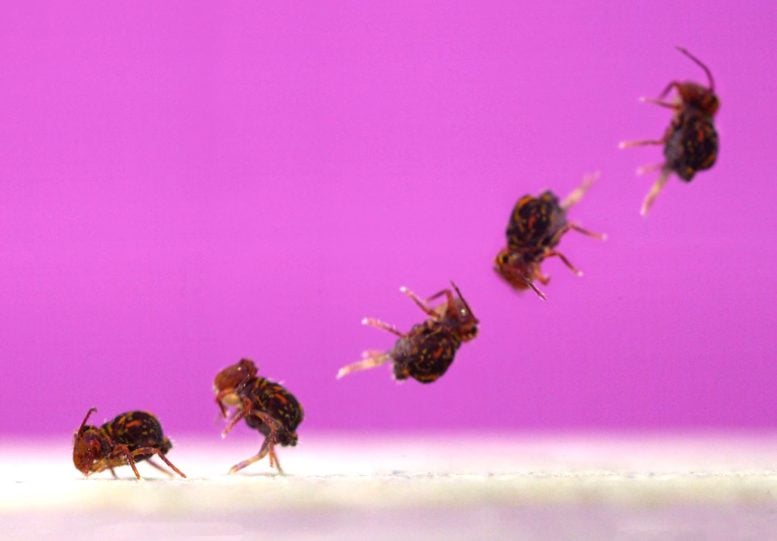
1, 2, 776, 436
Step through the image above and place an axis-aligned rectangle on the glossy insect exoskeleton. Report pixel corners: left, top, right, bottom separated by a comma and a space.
337, 282, 478, 383
494, 173, 605, 300
214, 358, 303, 474
72, 408, 186, 479
620, 47, 719, 215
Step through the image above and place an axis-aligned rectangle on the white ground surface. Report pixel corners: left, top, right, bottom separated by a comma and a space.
3, 432, 777, 540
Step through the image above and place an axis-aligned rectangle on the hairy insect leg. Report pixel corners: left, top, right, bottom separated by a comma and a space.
546, 250, 583, 277
426, 288, 453, 301
145, 457, 174, 478
637, 162, 664, 176
221, 397, 252, 438
229, 412, 284, 475
214, 389, 234, 419
222, 411, 246, 438
641, 169, 672, 216
109, 466, 118, 479
658, 81, 682, 99
567, 223, 607, 241
114, 444, 142, 479
399, 286, 437, 317
337, 351, 391, 379
268, 445, 284, 475
228, 439, 272, 475
639, 96, 680, 110
361, 317, 404, 337
131, 447, 187, 478
560, 171, 599, 210
618, 139, 664, 149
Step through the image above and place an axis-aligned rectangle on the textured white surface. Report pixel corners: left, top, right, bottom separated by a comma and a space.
3, 433, 777, 540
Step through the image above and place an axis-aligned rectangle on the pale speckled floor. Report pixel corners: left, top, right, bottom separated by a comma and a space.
3, 433, 777, 540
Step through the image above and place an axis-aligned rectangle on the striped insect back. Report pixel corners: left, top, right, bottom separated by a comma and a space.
247, 378, 303, 445
392, 320, 463, 383
507, 192, 567, 256
103, 411, 170, 456
663, 107, 718, 182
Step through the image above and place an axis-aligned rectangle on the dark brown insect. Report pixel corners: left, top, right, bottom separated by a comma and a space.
620, 47, 720, 215
494, 173, 605, 300
214, 358, 303, 474
72, 408, 186, 479
337, 282, 478, 383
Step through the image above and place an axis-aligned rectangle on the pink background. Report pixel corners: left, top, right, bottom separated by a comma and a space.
1, 2, 775, 436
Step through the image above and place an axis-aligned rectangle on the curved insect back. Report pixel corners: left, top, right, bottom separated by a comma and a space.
106, 411, 166, 449
261, 380, 304, 439
663, 109, 719, 182
393, 323, 462, 384
506, 192, 566, 253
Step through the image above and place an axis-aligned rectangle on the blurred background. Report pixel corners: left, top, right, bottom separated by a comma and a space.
1, 1, 775, 438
